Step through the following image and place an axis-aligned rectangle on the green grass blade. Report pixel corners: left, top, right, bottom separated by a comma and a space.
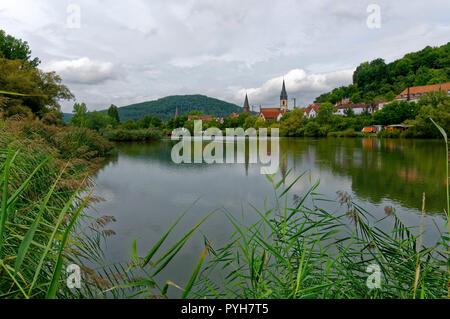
182, 245, 209, 299
142, 199, 200, 267
14, 168, 64, 274
46, 193, 90, 299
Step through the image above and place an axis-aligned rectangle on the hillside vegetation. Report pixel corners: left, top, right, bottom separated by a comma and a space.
112, 95, 243, 121
315, 42, 450, 104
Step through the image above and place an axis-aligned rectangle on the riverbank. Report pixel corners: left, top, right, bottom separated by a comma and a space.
0, 116, 114, 298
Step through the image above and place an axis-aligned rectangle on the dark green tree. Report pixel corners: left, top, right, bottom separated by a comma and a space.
107, 104, 120, 124
0, 30, 40, 67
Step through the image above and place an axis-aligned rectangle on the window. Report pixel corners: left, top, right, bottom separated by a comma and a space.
416, 93, 421, 97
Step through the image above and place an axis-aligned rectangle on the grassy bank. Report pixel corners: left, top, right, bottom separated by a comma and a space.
0, 116, 115, 298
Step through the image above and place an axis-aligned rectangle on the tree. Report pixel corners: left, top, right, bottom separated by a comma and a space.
372, 101, 418, 125
316, 102, 335, 124
0, 58, 73, 116
120, 120, 138, 130
70, 102, 88, 127
108, 104, 120, 124
279, 108, 307, 136
85, 111, 114, 131
344, 108, 355, 117
0, 30, 40, 67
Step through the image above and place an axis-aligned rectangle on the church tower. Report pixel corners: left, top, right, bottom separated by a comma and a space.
243, 94, 250, 114
280, 80, 288, 113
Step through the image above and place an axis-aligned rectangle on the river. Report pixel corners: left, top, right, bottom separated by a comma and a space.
86, 137, 447, 292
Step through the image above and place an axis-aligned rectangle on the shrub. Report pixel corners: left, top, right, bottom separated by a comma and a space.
103, 128, 162, 142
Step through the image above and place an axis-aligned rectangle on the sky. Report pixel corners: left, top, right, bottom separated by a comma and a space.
0, 0, 449, 113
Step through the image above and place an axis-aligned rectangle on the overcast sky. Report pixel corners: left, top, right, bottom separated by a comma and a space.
1, 0, 449, 113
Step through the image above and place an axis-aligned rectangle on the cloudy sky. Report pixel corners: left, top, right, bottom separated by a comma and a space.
1, 0, 449, 113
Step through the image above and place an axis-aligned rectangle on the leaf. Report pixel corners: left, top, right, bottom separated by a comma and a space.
182, 244, 209, 299
46, 194, 90, 299
429, 118, 447, 141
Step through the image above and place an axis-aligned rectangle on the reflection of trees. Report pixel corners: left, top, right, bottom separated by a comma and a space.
100, 138, 446, 215
280, 138, 446, 214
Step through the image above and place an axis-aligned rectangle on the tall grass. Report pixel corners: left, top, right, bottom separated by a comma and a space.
189, 169, 449, 299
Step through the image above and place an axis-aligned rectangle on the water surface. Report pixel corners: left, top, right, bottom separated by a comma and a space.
87, 137, 447, 289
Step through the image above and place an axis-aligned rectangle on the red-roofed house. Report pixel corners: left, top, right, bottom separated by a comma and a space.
259, 108, 284, 121
334, 98, 372, 115
396, 82, 450, 102
301, 103, 321, 118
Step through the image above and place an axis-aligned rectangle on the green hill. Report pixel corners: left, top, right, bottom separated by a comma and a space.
112, 94, 243, 122
315, 42, 450, 104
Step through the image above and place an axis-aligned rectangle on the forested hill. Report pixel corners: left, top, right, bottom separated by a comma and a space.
315, 42, 450, 104
111, 95, 243, 121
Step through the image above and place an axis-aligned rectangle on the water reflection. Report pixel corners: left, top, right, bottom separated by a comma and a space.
103, 137, 446, 215
86, 137, 446, 290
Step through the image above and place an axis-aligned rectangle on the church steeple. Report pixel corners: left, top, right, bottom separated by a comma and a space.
280, 80, 288, 112
243, 93, 250, 114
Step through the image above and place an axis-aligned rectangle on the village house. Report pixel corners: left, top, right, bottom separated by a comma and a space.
396, 82, 450, 102
333, 98, 376, 115
258, 80, 289, 121
302, 103, 320, 118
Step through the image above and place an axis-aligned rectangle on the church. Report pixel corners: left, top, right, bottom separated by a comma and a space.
243, 80, 289, 121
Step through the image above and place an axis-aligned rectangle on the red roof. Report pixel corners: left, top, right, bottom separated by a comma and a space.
259, 108, 282, 120
302, 103, 320, 115
188, 115, 213, 121
398, 82, 450, 97
335, 102, 368, 109
230, 113, 239, 118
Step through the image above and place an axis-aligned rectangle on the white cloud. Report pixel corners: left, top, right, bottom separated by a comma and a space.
236, 68, 354, 108
42, 57, 116, 84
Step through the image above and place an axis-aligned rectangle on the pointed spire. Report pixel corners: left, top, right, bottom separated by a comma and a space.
244, 94, 249, 108
280, 79, 288, 100
243, 93, 250, 114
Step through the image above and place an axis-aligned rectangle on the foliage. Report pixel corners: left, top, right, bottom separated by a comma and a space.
0, 58, 73, 117
111, 95, 244, 122
103, 128, 162, 142
404, 92, 450, 138
0, 30, 40, 67
193, 170, 449, 299
70, 102, 88, 127
107, 105, 120, 125
85, 111, 115, 132
372, 101, 419, 125
0, 116, 114, 298
315, 42, 450, 104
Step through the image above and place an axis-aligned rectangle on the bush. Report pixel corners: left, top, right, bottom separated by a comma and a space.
56, 126, 114, 159
103, 128, 163, 142
377, 129, 401, 138
304, 122, 321, 137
